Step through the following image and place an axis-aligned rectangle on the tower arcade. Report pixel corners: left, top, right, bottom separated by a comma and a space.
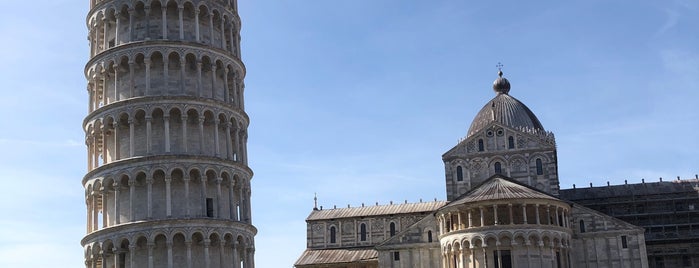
81, 0, 256, 267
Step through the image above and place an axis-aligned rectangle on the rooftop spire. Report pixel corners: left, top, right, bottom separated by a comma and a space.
313, 193, 318, 210
493, 62, 511, 94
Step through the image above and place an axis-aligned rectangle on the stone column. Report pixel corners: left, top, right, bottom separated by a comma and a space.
113, 183, 120, 224
129, 245, 137, 268
535, 204, 540, 225
493, 205, 499, 225
216, 177, 223, 218
196, 61, 203, 97
178, 7, 184, 40
165, 175, 172, 217
101, 188, 108, 228
203, 239, 211, 268
508, 204, 514, 225
102, 17, 108, 50
167, 242, 173, 268
219, 241, 226, 268
230, 180, 237, 220
225, 122, 233, 159
145, 116, 152, 153
208, 13, 214, 45
148, 242, 155, 268
214, 119, 220, 156
182, 115, 188, 153
223, 67, 230, 102
523, 204, 528, 224
114, 12, 120, 45
194, 10, 200, 42
220, 18, 226, 48
232, 242, 240, 268
113, 248, 121, 268
128, 9, 134, 42
198, 116, 205, 153
113, 63, 120, 101
129, 61, 135, 97
144, 7, 151, 40
145, 59, 151, 95
184, 176, 190, 217
180, 57, 186, 94
146, 177, 153, 218
547, 206, 552, 225
128, 119, 135, 157
113, 121, 120, 161
210, 64, 217, 99
233, 126, 240, 161
186, 241, 193, 268
468, 209, 473, 228
479, 207, 485, 227
129, 178, 136, 221
164, 115, 171, 153
161, 7, 167, 39
555, 207, 560, 226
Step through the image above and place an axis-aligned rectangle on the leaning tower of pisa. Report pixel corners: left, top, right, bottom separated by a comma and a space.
81, 0, 255, 267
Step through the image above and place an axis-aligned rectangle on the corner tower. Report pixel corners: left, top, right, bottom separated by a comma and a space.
442, 70, 559, 200
81, 1, 256, 267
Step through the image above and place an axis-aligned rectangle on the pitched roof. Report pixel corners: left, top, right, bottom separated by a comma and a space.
442, 175, 561, 209
294, 248, 378, 266
307, 201, 447, 221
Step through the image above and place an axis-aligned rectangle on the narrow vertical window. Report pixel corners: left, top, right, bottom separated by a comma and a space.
478, 139, 484, 151
393, 252, 400, 261
621, 235, 628, 248
579, 220, 586, 233
536, 158, 543, 175
330, 226, 336, 244
427, 231, 433, 243
206, 198, 214, 217
508, 136, 515, 149
494, 162, 502, 174
389, 222, 396, 237
456, 166, 463, 181
360, 223, 367, 241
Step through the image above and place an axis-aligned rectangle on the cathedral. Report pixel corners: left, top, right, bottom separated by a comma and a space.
294, 71, 653, 268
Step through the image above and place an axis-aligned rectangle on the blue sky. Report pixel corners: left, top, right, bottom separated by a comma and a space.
0, 0, 697, 267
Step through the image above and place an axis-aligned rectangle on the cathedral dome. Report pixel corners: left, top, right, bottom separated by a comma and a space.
467, 71, 544, 137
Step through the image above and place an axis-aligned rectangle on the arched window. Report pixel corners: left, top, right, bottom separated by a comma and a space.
579, 220, 586, 233
390, 222, 396, 236
427, 230, 433, 243
360, 223, 367, 241
330, 226, 336, 244
508, 136, 515, 149
494, 162, 502, 174
456, 166, 463, 181
478, 139, 484, 151
536, 158, 543, 175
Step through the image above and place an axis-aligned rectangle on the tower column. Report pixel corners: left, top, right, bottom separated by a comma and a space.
182, 115, 188, 153
230, 180, 237, 220
144, 59, 151, 95
165, 175, 172, 217
214, 119, 220, 157
113, 183, 120, 225
129, 178, 135, 221
128, 119, 135, 157
194, 10, 200, 42
184, 176, 191, 217
161, 7, 167, 39
145, 116, 152, 153
164, 115, 171, 153
178, 7, 184, 40
146, 177, 153, 219
216, 177, 223, 218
